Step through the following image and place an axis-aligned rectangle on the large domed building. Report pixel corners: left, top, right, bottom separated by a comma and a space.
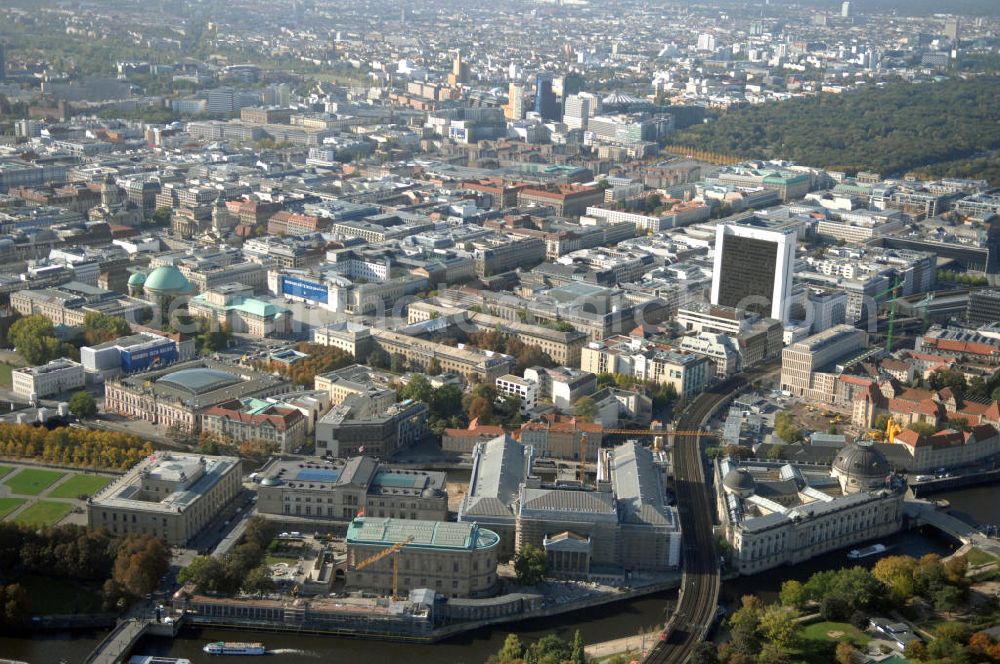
715, 447, 904, 575
103, 360, 287, 433
721, 467, 756, 499
832, 441, 891, 494
128, 264, 194, 309
143, 265, 194, 298
127, 271, 146, 296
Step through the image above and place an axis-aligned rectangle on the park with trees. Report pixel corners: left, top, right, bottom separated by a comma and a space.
178, 516, 277, 597
691, 552, 1000, 664
487, 631, 586, 664
668, 77, 1000, 181
261, 343, 356, 386
0, 522, 168, 621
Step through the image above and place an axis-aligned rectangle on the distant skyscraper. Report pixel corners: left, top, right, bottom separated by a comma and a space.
534, 72, 559, 121
505, 82, 525, 121
711, 222, 796, 323
696, 33, 717, 51
563, 93, 592, 130
562, 72, 585, 97
0, 42, 6, 83
449, 50, 470, 86
944, 16, 960, 42
841, 1, 852, 18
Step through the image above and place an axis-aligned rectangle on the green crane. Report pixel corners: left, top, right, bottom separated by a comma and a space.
873, 277, 905, 353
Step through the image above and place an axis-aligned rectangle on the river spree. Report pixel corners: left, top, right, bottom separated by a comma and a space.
0, 486, 992, 664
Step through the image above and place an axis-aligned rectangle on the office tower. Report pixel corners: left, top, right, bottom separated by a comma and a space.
0, 42, 5, 83
696, 33, 716, 51
449, 50, 470, 86
967, 290, 1000, 328
505, 82, 524, 121
944, 17, 960, 42
562, 72, 585, 97
534, 72, 559, 121
711, 222, 796, 323
841, 1, 852, 17
563, 93, 591, 130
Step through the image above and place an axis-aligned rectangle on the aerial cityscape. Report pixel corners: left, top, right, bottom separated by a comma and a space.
0, 0, 999, 662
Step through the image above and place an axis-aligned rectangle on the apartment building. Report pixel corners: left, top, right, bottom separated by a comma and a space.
780, 325, 870, 403
580, 336, 713, 399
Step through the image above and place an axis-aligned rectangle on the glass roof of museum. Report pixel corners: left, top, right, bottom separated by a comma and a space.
156, 368, 241, 395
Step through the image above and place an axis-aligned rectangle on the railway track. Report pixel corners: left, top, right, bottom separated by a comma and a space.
643, 375, 754, 664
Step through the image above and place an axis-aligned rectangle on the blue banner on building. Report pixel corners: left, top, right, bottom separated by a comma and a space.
121, 341, 178, 373
282, 276, 328, 303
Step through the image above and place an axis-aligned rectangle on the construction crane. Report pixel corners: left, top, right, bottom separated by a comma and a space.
600, 428, 718, 437
351, 535, 414, 600
872, 277, 905, 353
885, 417, 903, 443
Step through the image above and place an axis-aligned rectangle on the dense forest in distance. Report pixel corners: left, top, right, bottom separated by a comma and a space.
670, 77, 1000, 183
741, 0, 1000, 15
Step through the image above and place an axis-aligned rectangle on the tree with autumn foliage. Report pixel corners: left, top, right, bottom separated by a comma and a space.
968, 631, 1000, 662
467, 396, 493, 424
83, 312, 132, 345
263, 343, 354, 386
0, 424, 154, 470
466, 329, 556, 374
111, 534, 170, 598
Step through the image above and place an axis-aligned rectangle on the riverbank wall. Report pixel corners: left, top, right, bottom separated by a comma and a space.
172, 577, 681, 645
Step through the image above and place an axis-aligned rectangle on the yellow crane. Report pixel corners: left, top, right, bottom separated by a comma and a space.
351, 536, 414, 600
886, 417, 903, 444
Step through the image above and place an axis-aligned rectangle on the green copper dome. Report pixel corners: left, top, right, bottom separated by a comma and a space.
127, 272, 146, 286
143, 265, 193, 294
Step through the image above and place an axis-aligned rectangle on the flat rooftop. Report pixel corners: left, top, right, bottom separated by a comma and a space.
259, 457, 445, 498
347, 517, 498, 551
91, 452, 240, 514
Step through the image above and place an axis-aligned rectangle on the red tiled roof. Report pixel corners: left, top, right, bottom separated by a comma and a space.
443, 419, 506, 438
520, 413, 602, 434
203, 402, 303, 431
967, 424, 999, 442
838, 375, 873, 387
925, 430, 965, 449
894, 429, 922, 448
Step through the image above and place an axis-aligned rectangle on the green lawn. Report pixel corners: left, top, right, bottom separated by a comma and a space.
0, 465, 13, 479
0, 497, 26, 519
13, 500, 72, 527
964, 548, 998, 567
800, 621, 871, 645
3, 468, 66, 496
48, 474, 112, 499
0, 363, 15, 389
797, 621, 872, 663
